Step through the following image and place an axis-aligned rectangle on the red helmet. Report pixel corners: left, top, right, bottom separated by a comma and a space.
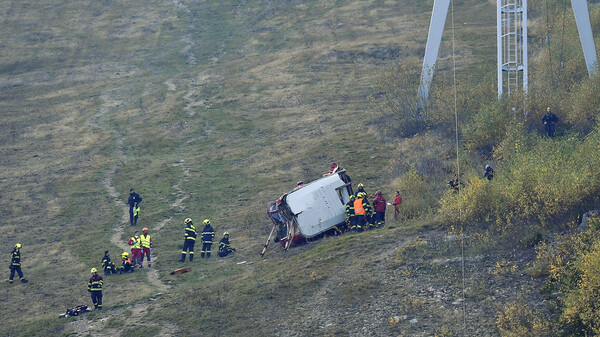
143, 227, 148, 231
375, 190, 382, 195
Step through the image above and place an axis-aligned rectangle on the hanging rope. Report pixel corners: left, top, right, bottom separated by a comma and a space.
557, 0, 568, 80
449, 0, 467, 335
546, 0, 555, 87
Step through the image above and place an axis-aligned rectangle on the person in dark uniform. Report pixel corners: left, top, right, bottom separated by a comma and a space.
345, 195, 356, 232
8, 243, 28, 284
127, 188, 142, 226
87, 268, 103, 309
101, 250, 118, 275
119, 252, 135, 273
201, 219, 215, 258
179, 218, 196, 262
542, 107, 558, 137
484, 165, 494, 181
218, 232, 236, 257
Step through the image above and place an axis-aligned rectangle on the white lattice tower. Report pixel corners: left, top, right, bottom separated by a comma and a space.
497, 0, 528, 97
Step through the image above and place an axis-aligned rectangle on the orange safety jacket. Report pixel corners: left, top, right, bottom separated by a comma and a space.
354, 198, 366, 215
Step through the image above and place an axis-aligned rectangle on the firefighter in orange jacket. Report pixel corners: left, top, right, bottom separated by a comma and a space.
119, 252, 135, 273
353, 193, 368, 232
140, 227, 152, 267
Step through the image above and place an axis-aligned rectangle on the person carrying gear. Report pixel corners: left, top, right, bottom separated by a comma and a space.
179, 218, 196, 262
128, 231, 142, 267
119, 252, 135, 273
542, 107, 558, 137
353, 194, 367, 232
393, 191, 403, 219
101, 251, 118, 275
127, 188, 142, 226
139, 227, 152, 268
372, 191, 387, 228
218, 232, 236, 257
201, 219, 215, 258
8, 243, 28, 284
346, 195, 357, 232
87, 268, 103, 310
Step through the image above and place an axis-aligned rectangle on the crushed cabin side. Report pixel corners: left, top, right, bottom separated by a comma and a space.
265, 170, 353, 252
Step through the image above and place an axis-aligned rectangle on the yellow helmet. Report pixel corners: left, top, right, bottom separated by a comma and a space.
122, 252, 129, 258
203, 219, 211, 225
223, 232, 230, 237
15, 243, 22, 249
184, 218, 192, 224
349, 195, 355, 200
358, 183, 364, 189
91, 268, 98, 273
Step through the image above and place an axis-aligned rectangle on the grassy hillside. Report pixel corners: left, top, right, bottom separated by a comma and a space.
0, 0, 569, 336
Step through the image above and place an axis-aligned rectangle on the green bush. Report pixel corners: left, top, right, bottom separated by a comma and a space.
394, 167, 437, 219
463, 100, 513, 155
496, 301, 554, 337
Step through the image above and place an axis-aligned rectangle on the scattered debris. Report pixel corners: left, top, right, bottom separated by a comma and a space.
169, 268, 191, 275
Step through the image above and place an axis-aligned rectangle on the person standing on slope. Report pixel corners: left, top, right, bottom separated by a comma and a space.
139, 227, 152, 267
179, 218, 196, 262
8, 243, 28, 284
393, 191, 403, 220
372, 190, 387, 228
345, 195, 356, 232
542, 107, 558, 138
88, 268, 103, 310
127, 188, 142, 226
201, 219, 215, 258
128, 231, 142, 267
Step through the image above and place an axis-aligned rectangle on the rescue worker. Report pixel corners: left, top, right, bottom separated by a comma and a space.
372, 190, 387, 228
542, 106, 558, 137
218, 232, 236, 257
8, 243, 28, 284
356, 184, 369, 202
357, 184, 373, 227
353, 193, 367, 232
127, 231, 142, 267
139, 227, 152, 268
101, 250, 118, 275
179, 218, 196, 262
345, 195, 356, 232
201, 219, 215, 258
484, 165, 494, 181
364, 192, 374, 229
119, 252, 135, 273
448, 176, 463, 193
393, 191, 403, 219
127, 188, 142, 226
87, 268, 103, 309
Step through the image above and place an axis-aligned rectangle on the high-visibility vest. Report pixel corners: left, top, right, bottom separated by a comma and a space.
130, 237, 141, 249
354, 198, 365, 215
140, 234, 151, 248
133, 205, 140, 216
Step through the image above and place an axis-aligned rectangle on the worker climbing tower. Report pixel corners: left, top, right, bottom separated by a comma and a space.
497, 0, 528, 97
